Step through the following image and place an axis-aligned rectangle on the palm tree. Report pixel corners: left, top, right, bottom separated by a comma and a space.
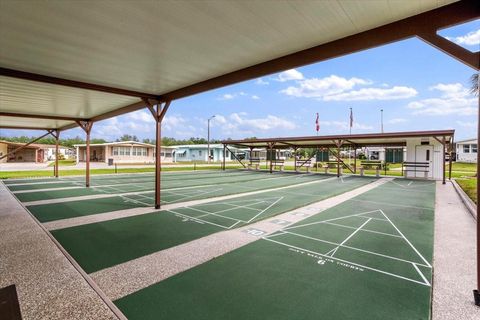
470, 73, 479, 96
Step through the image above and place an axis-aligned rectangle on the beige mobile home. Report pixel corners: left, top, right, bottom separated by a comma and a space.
74, 141, 174, 165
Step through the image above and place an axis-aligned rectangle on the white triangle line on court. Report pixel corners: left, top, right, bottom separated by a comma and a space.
321, 221, 402, 238
166, 210, 230, 229
246, 196, 284, 223
325, 247, 339, 257
379, 209, 432, 268
263, 237, 430, 287
282, 209, 381, 231
412, 263, 431, 286
277, 230, 430, 268
338, 218, 372, 246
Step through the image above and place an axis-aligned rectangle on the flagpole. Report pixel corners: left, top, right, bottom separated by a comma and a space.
349, 107, 352, 135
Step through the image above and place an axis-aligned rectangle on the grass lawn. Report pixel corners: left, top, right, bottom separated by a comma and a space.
456, 178, 477, 204
0, 165, 242, 179
47, 160, 76, 167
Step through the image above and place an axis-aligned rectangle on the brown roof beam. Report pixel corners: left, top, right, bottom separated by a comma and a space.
0, 125, 56, 131
0, 112, 87, 122
0, 67, 160, 100
160, 0, 478, 101
417, 32, 480, 70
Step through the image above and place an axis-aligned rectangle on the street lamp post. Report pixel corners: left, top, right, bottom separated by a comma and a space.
381, 109, 384, 133
207, 115, 216, 164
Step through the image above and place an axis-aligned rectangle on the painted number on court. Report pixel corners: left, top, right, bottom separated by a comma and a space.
244, 228, 266, 236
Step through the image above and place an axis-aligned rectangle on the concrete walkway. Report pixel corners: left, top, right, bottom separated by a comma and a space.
0, 182, 124, 320
433, 181, 479, 319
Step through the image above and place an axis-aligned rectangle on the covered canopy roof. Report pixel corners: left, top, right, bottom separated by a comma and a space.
0, 0, 478, 131
222, 130, 455, 149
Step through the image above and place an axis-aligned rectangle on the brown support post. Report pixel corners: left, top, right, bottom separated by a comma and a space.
448, 138, 453, 181
269, 143, 273, 174
442, 136, 446, 185
76, 120, 93, 187
333, 140, 343, 177
476, 86, 480, 305
293, 147, 297, 172
223, 144, 226, 171
86, 128, 91, 187
52, 130, 60, 178
155, 115, 161, 208
145, 99, 171, 209
354, 147, 357, 174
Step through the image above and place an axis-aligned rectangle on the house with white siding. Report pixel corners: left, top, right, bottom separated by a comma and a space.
74, 141, 175, 165
455, 138, 477, 163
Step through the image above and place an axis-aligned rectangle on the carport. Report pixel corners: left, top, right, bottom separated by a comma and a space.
0, 0, 478, 309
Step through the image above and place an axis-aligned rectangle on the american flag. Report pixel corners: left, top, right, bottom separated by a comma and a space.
315, 113, 320, 132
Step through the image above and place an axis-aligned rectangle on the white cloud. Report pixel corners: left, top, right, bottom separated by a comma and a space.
219, 93, 235, 100
215, 113, 296, 136
275, 69, 304, 82
281, 75, 370, 98
280, 74, 413, 101
446, 29, 480, 46
387, 118, 408, 124
324, 86, 417, 101
320, 120, 373, 131
456, 120, 477, 128
251, 95, 260, 100
217, 91, 257, 100
255, 78, 269, 85
407, 83, 477, 116
127, 110, 154, 123
163, 115, 187, 131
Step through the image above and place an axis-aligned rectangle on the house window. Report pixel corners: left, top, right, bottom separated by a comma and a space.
113, 147, 119, 156
463, 144, 470, 153
199, 150, 202, 156
472, 144, 477, 153
143, 148, 147, 156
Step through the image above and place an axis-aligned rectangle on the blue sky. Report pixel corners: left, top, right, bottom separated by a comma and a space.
2, 20, 479, 142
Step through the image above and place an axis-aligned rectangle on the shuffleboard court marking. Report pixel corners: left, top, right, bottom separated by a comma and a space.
167, 196, 284, 229
264, 208, 432, 286
390, 180, 435, 189
160, 187, 224, 204
321, 221, 402, 238
263, 237, 430, 287
350, 199, 434, 210
88, 178, 390, 301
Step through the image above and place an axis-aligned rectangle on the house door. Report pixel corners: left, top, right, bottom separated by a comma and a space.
415, 145, 433, 178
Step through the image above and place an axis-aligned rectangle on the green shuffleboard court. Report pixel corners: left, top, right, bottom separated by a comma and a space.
51, 176, 375, 273
114, 179, 435, 320
27, 172, 328, 222
11, 170, 308, 202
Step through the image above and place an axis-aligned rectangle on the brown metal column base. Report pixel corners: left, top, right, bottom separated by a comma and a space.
474, 290, 480, 306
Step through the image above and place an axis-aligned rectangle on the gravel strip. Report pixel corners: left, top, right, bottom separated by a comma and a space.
432, 181, 479, 319
0, 182, 121, 320
91, 178, 390, 300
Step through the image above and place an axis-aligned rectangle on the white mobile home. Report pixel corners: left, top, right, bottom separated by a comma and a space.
455, 138, 477, 163
173, 144, 232, 162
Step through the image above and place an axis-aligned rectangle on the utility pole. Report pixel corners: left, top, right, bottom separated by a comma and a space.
207, 115, 216, 164
381, 109, 384, 133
